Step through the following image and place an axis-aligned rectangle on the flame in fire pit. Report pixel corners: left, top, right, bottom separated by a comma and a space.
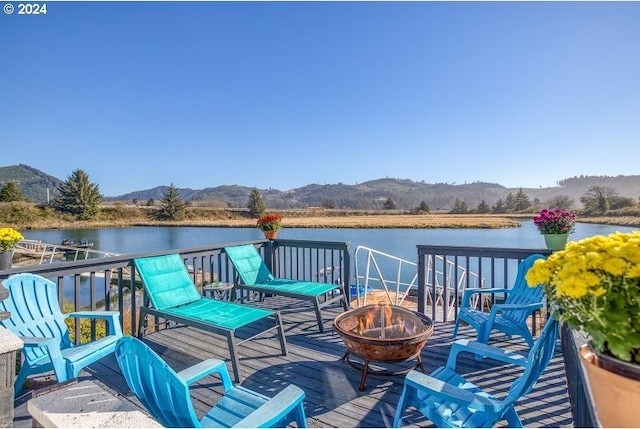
351, 304, 423, 339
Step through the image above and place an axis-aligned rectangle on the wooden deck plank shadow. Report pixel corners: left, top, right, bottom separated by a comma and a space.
13, 298, 574, 428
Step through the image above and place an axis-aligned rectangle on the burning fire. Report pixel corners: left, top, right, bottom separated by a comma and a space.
353, 304, 419, 339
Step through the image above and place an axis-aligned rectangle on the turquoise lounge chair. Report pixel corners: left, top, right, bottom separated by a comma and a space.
116, 336, 307, 428
452, 254, 546, 347
393, 316, 559, 428
0, 273, 122, 394
134, 253, 288, 383
224, 244, 348, 333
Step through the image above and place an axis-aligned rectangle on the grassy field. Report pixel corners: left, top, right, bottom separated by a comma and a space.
2, 201, 639, 230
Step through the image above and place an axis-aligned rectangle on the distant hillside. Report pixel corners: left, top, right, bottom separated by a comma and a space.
108, 176, 640, 211
0, 164, 62, 204
2, 164, 640, 210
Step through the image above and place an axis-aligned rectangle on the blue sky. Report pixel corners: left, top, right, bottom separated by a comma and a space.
2, 1, 639, 197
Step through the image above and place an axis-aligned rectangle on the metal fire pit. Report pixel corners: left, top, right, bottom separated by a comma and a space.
333, 304, 434, 391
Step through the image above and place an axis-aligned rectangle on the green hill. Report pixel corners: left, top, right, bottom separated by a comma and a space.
0, 164, 62, 204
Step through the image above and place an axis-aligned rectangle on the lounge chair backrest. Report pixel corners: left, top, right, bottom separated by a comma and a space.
116, 337, 200, 427
502, 254, 546, 324
0, 273, 72, 363
134, 254, 202, 310
225, 245, 274, 285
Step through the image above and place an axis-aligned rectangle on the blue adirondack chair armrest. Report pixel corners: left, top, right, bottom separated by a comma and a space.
176, 358, 234, 391
459, 287, 510, 306
19, 336, 65, 363
446, 339, 529, 370
68, 310, 120, 319
489, 301, 544, 315
19, 336, 58, 347
403, 370, 502, 413
233, 384, 306, 428
67, 311, 122, 336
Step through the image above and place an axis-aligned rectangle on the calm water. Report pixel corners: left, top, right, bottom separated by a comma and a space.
20, 221, 638, 304
22, 221, 638, 263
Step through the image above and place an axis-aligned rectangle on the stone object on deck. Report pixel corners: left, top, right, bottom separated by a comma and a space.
0, 280, 24, 428
27, 379, 161, 428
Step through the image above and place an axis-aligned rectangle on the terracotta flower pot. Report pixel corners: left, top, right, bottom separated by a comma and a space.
262, 230, 278, 240
579, 344, 640, 427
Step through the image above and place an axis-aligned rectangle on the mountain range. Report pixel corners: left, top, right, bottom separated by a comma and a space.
1, 164, 640, 210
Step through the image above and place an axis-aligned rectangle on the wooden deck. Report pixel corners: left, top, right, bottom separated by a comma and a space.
13, 297, 573, 428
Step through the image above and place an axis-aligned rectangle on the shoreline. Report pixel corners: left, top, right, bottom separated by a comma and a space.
11, 208, 640, 230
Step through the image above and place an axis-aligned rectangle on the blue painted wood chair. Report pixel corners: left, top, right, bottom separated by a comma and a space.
225, 244, 348, 333
116, 336, 307, 428
0, 273, 122, 394
452, 254, 546, 347
393, 315, 559, 428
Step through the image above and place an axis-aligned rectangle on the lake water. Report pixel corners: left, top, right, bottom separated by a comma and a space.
20, 221, 638, 305
22, 221, 638, 263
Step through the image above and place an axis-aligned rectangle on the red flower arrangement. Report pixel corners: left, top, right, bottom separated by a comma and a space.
533, 208, 576, 235
256, 213, 283, 231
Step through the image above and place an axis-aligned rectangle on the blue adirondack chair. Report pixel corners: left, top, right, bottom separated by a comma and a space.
0, 273, 122, 395
452, 254, 546, 347
116, 336, 308, 428
393, 315, 559, 428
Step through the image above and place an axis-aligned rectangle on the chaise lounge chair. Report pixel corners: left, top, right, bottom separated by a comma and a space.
134, 253, 288, 383
224, 244, 348, 333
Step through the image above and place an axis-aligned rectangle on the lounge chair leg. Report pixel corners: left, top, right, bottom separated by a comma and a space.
226, 333, 241, 383
137, 308, 148, 339
275, 312, 288, 356
314, 298, 324, 333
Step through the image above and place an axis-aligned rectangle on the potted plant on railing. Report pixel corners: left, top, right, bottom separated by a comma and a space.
256, 213, 283, 240
533, 208, 576, 250
0, 227, 24, 270
526, 231, 640, 427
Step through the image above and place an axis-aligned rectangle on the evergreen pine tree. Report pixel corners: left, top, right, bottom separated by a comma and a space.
0, 182, 24, 202
54, 169, 102, 220
513, 188, 532, 212
247, 188, 266, 217
157, 183, 187, 220
383, 198, 396, 210
476, 199, 490, 214
416, 201, 430, 214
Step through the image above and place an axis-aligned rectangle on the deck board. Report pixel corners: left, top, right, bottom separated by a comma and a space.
13, 297, 573, 427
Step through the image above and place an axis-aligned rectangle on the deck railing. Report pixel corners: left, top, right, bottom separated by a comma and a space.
417, 245, 552, 324
0, 239, 351, 341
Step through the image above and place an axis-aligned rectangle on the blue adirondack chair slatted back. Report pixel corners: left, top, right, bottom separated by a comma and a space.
505, 316, 559, 402
116, 337, 200, 428
224, 245, 274, 285
0, 273, 72, 363
502, 255, 546, 325
134, 254, 202, 310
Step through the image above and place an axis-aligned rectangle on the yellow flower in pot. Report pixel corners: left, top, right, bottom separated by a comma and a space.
256, 213, 283, 240
525, 231, 640, 427
0, 227, 24, 270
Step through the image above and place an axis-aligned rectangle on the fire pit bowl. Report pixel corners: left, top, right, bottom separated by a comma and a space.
333, 304, 434, 390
